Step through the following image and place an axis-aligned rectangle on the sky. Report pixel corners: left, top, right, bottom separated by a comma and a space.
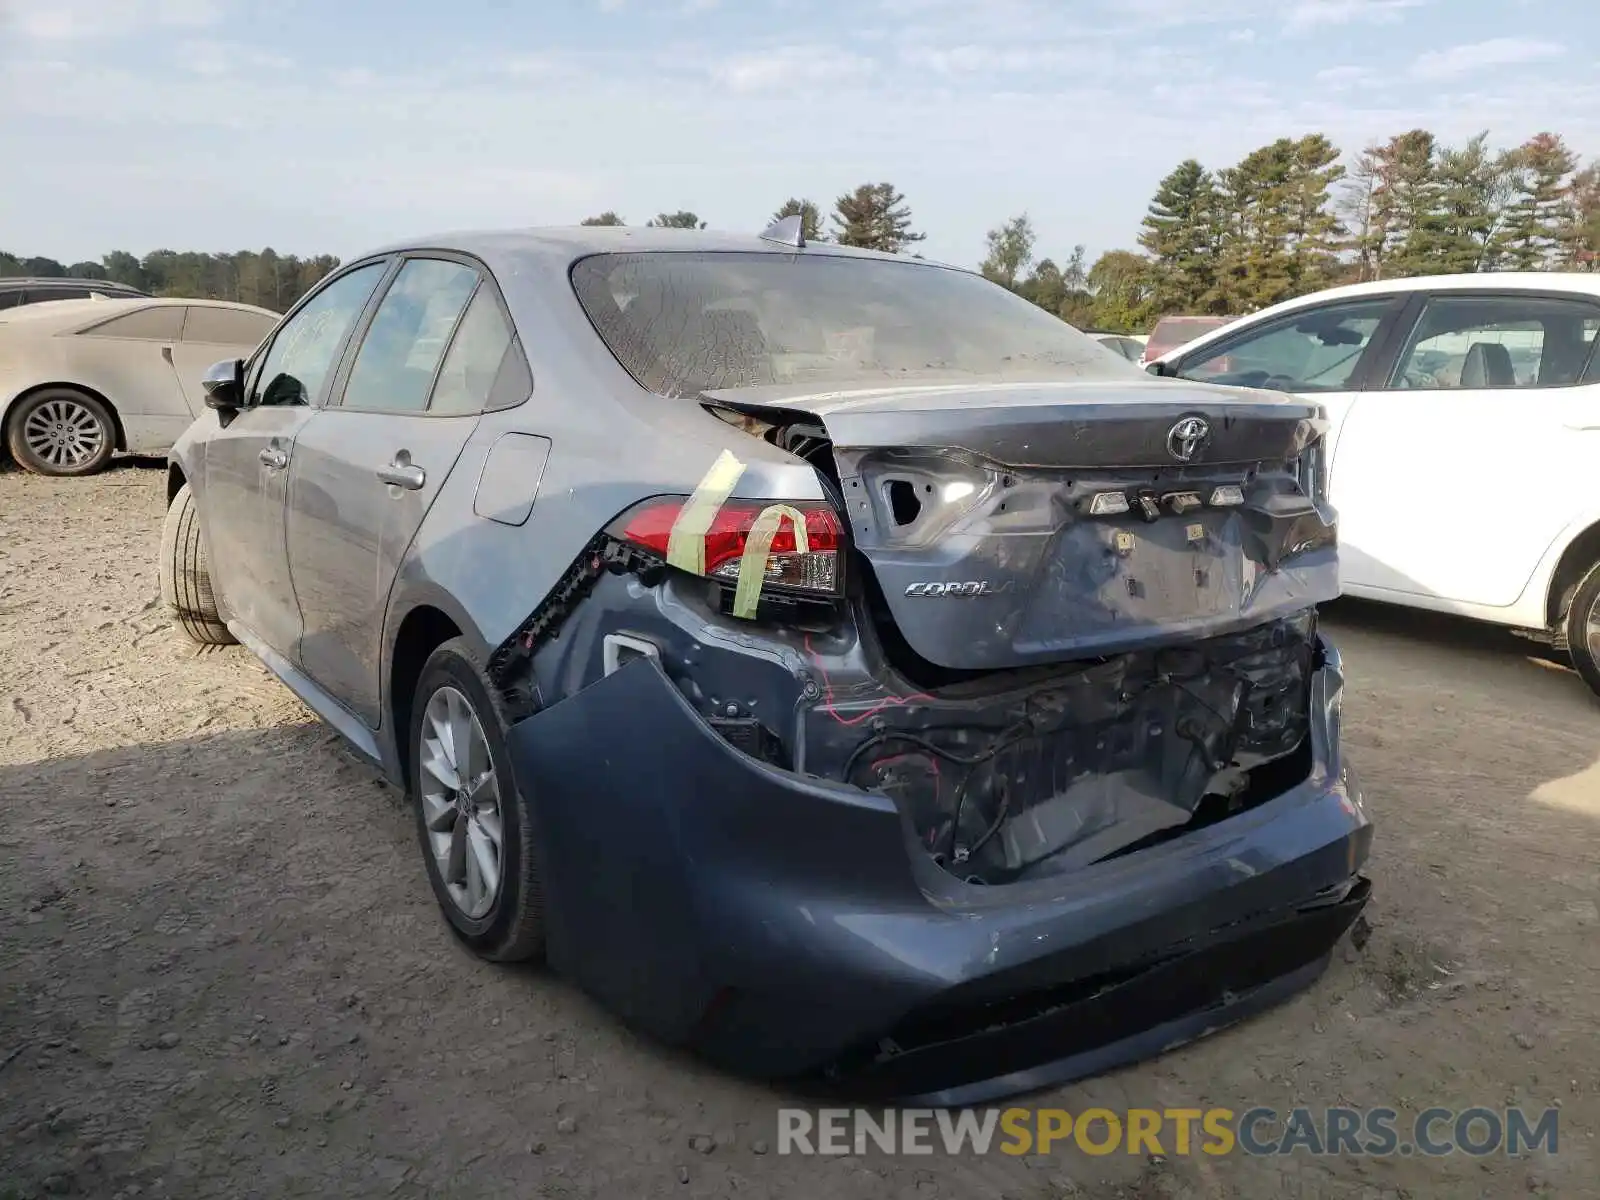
1, 0, 1597, 270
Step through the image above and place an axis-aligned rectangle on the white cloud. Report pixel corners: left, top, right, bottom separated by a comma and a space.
177, 39, 291, 76
1315, 65, 1375, 89
1227, 28, 1259, 43
3, 0, 221, 40
1282, 0, 1424, 34
1410, 37, 1566, 81
709, 45, 874, 92
898, 43, 1084, 74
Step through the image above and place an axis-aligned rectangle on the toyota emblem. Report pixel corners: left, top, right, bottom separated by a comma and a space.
1166, 416, 1210, 463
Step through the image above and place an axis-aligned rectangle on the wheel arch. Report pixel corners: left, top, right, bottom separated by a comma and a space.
1546, 518, 1600, 628
3, 381, 128, 454
385, 598, 491, 792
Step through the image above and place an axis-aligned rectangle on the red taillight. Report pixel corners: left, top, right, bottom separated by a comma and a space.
612, 497, 843, 596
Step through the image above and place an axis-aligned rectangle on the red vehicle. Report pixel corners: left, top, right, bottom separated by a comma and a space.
1139, 315, 1235, 366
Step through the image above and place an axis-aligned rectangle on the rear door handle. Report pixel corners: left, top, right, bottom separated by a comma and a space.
161, 345, 174, 365
259, 447, 289, 469
377, 452, 426, 491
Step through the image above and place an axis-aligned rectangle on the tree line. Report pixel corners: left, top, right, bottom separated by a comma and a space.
986, 128, 1598, 333
0, 247, 343, 313
5, 136, 1595, 327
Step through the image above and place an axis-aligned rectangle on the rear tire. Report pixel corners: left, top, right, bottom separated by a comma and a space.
410, 638, 546, 962
1562, 559, 1600, 700
160, 482, 235, 646
6, 387, 117, 477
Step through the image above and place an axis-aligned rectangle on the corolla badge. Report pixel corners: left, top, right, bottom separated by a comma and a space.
1166, 416, 1210, 462
904, 580, 1015, 598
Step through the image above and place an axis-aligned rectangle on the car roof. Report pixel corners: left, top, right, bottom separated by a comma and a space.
1153, 272, 1600, 361
0, 296, 277, 334
0, 276, 142, 289
353, 225, 956, 270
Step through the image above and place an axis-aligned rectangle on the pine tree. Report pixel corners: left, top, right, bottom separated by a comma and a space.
1370, 130, 1441, 277
1564, 164, 1600, 270
1495, 133, 1579, 270
1432, 132, 1512, 273
830, 183, 926, 253
1137, 159, 1220, 311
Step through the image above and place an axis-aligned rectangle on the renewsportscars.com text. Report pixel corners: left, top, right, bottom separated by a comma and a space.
776, 1106, 1560, 1158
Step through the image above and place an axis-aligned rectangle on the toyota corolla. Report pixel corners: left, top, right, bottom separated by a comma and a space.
160, 220, 1371, 1105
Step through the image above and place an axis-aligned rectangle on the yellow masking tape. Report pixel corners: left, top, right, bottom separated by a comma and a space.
732, 504, 810, 619
666, 449, 747, 575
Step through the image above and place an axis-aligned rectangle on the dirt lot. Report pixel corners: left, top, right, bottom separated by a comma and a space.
2, 461, 1598, 1200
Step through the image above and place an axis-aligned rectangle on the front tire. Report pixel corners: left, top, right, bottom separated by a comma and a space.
1563, 560, 1600, 700
160, 482, 235, 646
410, 638, 546, 962
6, 387, 117, 476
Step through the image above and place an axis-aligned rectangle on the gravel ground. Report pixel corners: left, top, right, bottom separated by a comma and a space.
3, 460, 1598, 1199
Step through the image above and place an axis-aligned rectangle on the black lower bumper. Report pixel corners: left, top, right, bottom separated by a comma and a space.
504, 636, 1372, 1104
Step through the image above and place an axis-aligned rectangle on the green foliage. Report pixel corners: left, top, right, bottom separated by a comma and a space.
0, 247, 340, 311
647, 211, 707, 229
580, 211, 626, 226
831, 182, 925, 253
980, 213, 1036, 289
1137, 159, 1221, 312
772, 198, 826, 243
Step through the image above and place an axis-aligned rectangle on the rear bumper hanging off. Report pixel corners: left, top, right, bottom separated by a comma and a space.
504, 637, 1372, 1103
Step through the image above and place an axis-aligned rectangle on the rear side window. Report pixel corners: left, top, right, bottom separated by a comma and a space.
1387, 295, 1600, 390
428, 287, 528, 415
341, 258, 480, 413
81, 306, 184, 340
183, 306, 277, 347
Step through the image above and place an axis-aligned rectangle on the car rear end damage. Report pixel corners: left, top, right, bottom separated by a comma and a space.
490, 377, 1340, 886
472, 242, 1366, 1098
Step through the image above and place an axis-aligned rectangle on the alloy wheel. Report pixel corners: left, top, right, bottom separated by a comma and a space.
418, 685, 504, 920
22, 397, 106, 470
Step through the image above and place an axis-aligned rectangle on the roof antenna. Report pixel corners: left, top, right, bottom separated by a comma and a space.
759, 213, 806, 249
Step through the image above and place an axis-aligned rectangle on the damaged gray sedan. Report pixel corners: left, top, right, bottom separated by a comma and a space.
161, 220, 1371, 1104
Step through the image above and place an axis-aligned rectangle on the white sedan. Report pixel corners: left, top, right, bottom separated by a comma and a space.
0, 296, 278, 476
1147, 273, 1600, 694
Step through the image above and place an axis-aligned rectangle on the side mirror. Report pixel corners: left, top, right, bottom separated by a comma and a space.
202, 359, 245, 411
1144, 360, 1165, 377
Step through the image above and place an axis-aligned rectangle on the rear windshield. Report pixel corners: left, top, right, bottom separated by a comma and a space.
569, 251, 1132, 397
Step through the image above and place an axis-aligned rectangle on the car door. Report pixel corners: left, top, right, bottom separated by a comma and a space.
1330, 290, 1600, 606
201, 260, 391, 657
284, 255, 503, 727
70, 305, 190, 451
1164, 293, 1409, 471
168, 305, 280, 416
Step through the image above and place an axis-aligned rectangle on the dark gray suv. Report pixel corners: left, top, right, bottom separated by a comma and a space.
160, 221, 1371, 1103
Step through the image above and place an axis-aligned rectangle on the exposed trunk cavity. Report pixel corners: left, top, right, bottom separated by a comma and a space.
702, 379, 1338, 883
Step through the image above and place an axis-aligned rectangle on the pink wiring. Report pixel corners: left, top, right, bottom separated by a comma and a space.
803, 633, 935, 727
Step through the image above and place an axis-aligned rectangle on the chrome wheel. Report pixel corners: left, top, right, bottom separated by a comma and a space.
418, 685, 503, 920
22, 397, 106, 470
1586, 591, 1600, 667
